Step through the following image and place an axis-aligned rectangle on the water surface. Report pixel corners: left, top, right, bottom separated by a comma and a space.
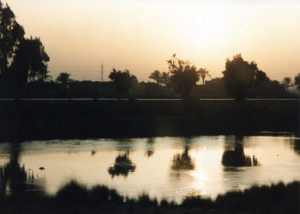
1, 134, 300, 202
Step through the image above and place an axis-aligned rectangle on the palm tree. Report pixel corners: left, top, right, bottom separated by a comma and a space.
198, 68, 210, 85
282, 77, 292, 92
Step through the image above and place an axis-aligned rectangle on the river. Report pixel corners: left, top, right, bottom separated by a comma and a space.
0, 134, 299, 202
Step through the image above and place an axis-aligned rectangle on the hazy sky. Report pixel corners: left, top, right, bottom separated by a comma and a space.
4, 0, 300, 81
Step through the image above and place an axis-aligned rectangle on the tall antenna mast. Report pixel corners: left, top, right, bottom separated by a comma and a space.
101, 62, 104, 82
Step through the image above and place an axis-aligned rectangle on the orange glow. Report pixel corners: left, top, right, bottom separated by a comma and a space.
4, 0, 300, 81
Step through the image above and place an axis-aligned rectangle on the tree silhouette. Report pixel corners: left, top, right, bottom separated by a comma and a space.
198, 68, 210, 85
109, 69, 138, 98
294, 73, 300, 90
253, 66, 269, 88
149, 70, 161, 85
167, 54, 200, 98
161, 72, 170, 86
149, 70, 170, 86
56, 72, 73, 89
0, 1, 25, 75
282, 77, 292, 92
223, 54, 262, 101
0, 3, 50, 97
11, 37, 50, 86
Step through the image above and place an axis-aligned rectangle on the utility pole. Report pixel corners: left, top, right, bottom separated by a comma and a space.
101, 62, 104, 82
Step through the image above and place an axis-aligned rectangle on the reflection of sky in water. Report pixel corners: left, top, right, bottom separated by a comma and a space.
1, 135, 300, 202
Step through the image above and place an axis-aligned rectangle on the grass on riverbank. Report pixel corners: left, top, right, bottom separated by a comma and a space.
1, 180, 299, 214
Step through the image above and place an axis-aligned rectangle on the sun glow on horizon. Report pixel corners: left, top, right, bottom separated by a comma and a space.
177, 5, 230, 52
3, 0, 300, 81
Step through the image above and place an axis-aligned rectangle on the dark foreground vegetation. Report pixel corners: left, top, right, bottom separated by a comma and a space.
0, 99, 298, 141
1, 179, 299, 214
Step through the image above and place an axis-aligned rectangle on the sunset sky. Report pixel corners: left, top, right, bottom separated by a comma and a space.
4, 0, 300, 81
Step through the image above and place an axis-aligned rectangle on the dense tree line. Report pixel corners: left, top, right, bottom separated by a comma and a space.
0, 1, 297, 100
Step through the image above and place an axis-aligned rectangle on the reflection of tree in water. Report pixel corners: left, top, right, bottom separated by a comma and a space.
287, 138, 300, 155
293, 140, 300, 155
222, 136, 259, 167
171, 146, 195, 170
172, 147, 195, 170
0, 142, 38, 199
145, 138, 154, 158
145, 150, 154, 158
108, 152, 136, 178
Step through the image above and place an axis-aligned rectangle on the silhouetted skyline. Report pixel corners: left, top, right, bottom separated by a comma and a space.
4, 0, 300, 81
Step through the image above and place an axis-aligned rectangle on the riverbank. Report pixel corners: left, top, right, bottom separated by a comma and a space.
1, 180, 299, 214
0, 99, 298, 141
